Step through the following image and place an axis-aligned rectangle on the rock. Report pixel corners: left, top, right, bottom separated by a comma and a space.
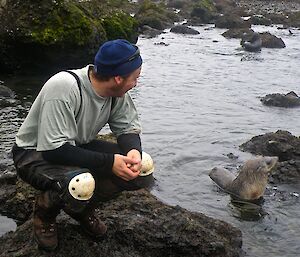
222, 28, 254, 39
0, 189, 243, 257
135, 0, 179, 31
249, 14, 272, 26
288, 11, 300, 28
240, 130, 300, 162
269, 160, 300, 184
140, 25, 163, 38
260, 32, 286, 48
170, 25, 200, 35
213, 0, 237, 14
0, 84, 15, 98
190, 0, 217, 24
0, 0, 139, 74
240, 130, 300, 184
260, 91, 300, 107
215, 13, 251, 29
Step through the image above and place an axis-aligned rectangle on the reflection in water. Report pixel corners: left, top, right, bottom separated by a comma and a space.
0, 25, 299, 255
229, 199, 267, 221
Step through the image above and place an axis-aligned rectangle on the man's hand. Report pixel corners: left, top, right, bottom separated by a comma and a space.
112, 154, 140, 181
126, 149, 142, 173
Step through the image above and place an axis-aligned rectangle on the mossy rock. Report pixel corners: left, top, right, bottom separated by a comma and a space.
0, 0, 139, 74
102, 11, 138, 43
135, 0, 179, 30
190, 0, 217, 23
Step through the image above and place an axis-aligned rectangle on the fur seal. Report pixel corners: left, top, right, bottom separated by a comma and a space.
241, 32, 262, 52
209, 156, 278, 200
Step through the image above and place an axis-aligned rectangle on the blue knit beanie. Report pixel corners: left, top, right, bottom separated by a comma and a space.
94, 39, 142, 76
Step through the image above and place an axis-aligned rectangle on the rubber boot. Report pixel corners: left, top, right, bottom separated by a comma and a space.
33, 191, 61, 251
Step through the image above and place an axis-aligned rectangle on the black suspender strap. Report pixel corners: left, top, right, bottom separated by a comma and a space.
64, 70, 83, 121
64, 70, 116, 121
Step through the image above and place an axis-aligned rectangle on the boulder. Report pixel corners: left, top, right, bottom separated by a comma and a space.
222, 28, 254, 39
190, 0, 217, 24
260, 91, 300, 107
0, 84, 15, 98
0, 84, 19, 108
170, 25, 200, 35
135, 0, 179, 30
213, 0, 237, 14
240, 130, 300, 184
240, 130, 300, 162
139, 25, 163, 39
215, 14, 251, 29
249, 15, 272, 26
0, 0, 139, 75
260, 32, 285, 48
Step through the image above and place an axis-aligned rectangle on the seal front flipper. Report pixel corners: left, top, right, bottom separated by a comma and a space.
209, 167, 235, 191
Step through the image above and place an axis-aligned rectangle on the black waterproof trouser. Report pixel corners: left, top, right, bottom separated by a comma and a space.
12, 141, 153, 214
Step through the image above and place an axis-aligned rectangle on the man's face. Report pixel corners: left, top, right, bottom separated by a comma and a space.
113, 67, 141, 96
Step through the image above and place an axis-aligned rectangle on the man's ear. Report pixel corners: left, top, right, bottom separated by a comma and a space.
114, 76, 123, 85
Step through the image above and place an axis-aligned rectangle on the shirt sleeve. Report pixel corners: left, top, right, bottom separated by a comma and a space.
108, 93, 141, 137
37, 99, 77, 151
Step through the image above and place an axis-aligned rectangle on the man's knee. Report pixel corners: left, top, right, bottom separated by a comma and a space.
56, 169, 96, 214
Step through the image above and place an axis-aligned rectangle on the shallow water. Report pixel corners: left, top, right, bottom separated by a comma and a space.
1, 25, 300, 256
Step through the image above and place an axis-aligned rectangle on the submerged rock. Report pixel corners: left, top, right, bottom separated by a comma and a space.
170, 25, 200, 34
0, 189, 243, 257
260, 91, 300, 108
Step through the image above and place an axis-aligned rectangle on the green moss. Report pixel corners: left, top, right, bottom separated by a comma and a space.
135, 0, 178, 30
190, 0, 216, 22
102, 11, 138, 41
29, 2, 101, 46
198, 0, 216, 12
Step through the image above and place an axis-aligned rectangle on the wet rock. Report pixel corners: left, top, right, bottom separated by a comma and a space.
222, 28, 254, 39
0, 0, 138, 75
269, 160, 300, 184
240, 130, 300, 184
240, 130, 300, 162
170, 25, 200, 34
190, 0, 217, 24
139, 25, 163, 38
0, 177, 35, 221
135, 0, 179, 31
249, 14, 272, 26
288, 11, 300, 28
260, 32, 285, 48
0, 84, 20, 107
213, 0, 237, 14
261, 91, 300, 108
0, 189, 243, 257
0, 84, 15, 98
215, 13, 251, 29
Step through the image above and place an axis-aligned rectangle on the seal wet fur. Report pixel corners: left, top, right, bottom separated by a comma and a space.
210, 156, 278, 200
